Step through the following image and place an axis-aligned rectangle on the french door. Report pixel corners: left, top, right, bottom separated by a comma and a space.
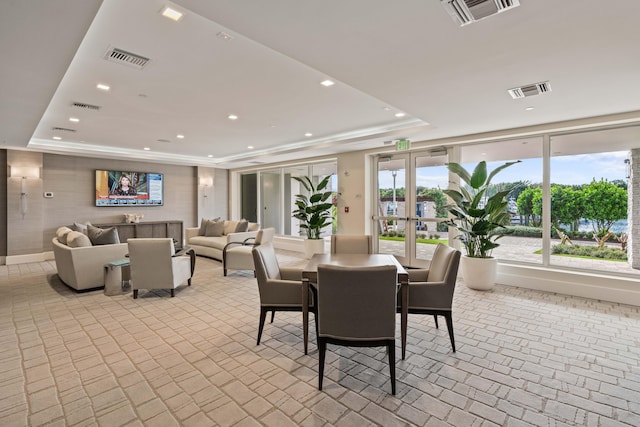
374, 149, 449, 267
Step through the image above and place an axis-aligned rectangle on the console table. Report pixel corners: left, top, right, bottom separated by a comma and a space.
94, 220, 183, 245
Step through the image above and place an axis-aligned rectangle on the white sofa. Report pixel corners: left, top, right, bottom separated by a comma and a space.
186, 220, 259, 261
52, 237, 129, 291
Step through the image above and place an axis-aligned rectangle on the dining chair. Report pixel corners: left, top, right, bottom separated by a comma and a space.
223, 227, 275, 276
330, 234, 373, 254
403, 243, 461, 351
252, 243, 316, 345
128, 238, 194, 299
316, 264, 398, 394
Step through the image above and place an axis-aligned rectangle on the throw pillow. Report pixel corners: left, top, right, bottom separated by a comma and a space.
248, 222, 260, 232
56, 226, 73, 245
66, 231, 93, 248
199, 217, 221, 236
87, 225, 121, 245
205, 220, 225, 237
73, 222, 92, 235
223, 220, 239, 235
235, 220, 249, 233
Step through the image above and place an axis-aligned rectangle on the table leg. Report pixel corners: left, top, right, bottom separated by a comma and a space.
401, 280, 408, 360
302, 278, 309, 355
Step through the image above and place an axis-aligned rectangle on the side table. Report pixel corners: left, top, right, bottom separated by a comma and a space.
104, 259, 131, 296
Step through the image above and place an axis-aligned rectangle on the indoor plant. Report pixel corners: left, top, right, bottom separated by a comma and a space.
443, 160, 520, 290
292, 175, 333, 258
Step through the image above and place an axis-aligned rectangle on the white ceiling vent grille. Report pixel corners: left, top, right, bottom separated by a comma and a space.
508, 81, 551, 99
104, 47, 150, 70
71, 102, 101, 111
442, 0, 520, 26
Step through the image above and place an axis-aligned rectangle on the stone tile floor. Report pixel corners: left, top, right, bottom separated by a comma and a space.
0, 251, 639, 426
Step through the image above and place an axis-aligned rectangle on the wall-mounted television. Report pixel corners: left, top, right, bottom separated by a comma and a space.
95, 170, 164, 206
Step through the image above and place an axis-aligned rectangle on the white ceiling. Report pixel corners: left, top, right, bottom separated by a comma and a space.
2, 0, 640, 169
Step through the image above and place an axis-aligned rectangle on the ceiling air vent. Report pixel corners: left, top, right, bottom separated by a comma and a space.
104, 47, 150, 70
508, 81, 551, 99
441, 0, 520, 26
52, 127, 77, 133
71, 102, 101, 111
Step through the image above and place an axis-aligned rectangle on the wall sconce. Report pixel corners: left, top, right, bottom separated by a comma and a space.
625, 158, 631, 179
199, 177, 213, 203
9, 166, 41, 217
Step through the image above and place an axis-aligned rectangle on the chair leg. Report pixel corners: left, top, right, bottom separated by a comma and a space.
257, 308, 268, 345
434, 315, 439, 328
388, 341, 396, 395
188, 278, 191, 286
444, 313, 456, 352
133, 289, 138, 299
223, 268, 228, 276
318, 338, 326, 391
270, 311, 275, 323
171, 289, 175, 297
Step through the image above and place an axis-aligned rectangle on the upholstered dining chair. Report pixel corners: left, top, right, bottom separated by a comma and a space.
330, 234, 373, 254
316, 264, 398, 394
403, 243, 461, 351
252, 243, 316, 345
128, 238, 194, 299
223, 227, 275, 276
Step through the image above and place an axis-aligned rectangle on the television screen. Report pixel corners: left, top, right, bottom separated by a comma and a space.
95, 170, 164, 206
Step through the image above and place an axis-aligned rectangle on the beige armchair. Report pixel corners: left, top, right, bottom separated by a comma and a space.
330, 234, 373, 254
316, 264, 398, 395
223, 227, 275, 276
128, 238, 194, 299
404, 243, 461, 351
252, 243, 316, 345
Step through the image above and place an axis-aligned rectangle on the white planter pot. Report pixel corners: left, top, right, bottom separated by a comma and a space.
461, 255, 497, 291
304, 239, 325, 259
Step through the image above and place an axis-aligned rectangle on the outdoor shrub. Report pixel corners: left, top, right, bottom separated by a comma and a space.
551, 244, 627, 260
388, 230, 397, 237
504, 226, 542, 238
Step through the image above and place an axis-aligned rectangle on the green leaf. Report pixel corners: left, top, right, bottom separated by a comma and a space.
470, 161, 487, 189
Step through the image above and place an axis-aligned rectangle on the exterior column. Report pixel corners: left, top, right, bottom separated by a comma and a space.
629, 149, 640, 269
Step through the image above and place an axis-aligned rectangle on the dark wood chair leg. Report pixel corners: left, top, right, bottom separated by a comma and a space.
270, 311, 275, 323
444, 313, 455, 352
133, 289, 138, 299
171, 289, 175, 297
188, 278, 191, 286
223, 269, 227, 276
257, 308, 268, 345
388, 341, 396, 395
434, 315, 439, 328
318, 338, 326, 390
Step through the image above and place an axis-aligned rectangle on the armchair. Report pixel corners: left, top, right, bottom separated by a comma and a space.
404, 243, 461, 351
316, 264, 398, 394
223, 227, 275, 276
252, 243, 316, 346
128, 238, 194, 299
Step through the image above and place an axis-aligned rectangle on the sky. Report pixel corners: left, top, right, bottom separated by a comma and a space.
378, 151, 627, 189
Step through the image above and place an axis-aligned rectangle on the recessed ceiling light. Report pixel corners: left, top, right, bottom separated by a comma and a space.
69, 117, 79, 122
161, 7, 183, 21
96, 83, 110, 91
382, 107, 392, 111
207, 154, 213, 158
305, 133, 313, 137
143, 147, 151, 151
525, 107, 535, 111
176, 134, 184, 139
216, 31, 234, 41
228, 114, 238, 120
395, 112, 406, 118
52, 136, 62, 140
248, 146, 254, 150
320, 80, 335, 87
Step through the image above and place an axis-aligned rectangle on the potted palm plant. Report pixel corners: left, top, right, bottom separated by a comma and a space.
292, 175, 333, 258
443, 160, 520, 290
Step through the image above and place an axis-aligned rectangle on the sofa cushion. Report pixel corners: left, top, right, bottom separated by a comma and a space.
224, 220, 239, 235
235, 220, 249, 233
73, 222, 92, 235
189, 235, 227, 249
205, 220, 225, 237
199, 217, 221, 236
56, 226, 73, 245
67, 231, 93, 248
87, 225, 121, 245
248, 222, 260, 232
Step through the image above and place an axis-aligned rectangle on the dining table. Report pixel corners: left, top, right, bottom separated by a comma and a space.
301, 253, 410, 359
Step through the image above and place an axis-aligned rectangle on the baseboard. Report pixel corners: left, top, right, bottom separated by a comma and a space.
5, 251, 54, 265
